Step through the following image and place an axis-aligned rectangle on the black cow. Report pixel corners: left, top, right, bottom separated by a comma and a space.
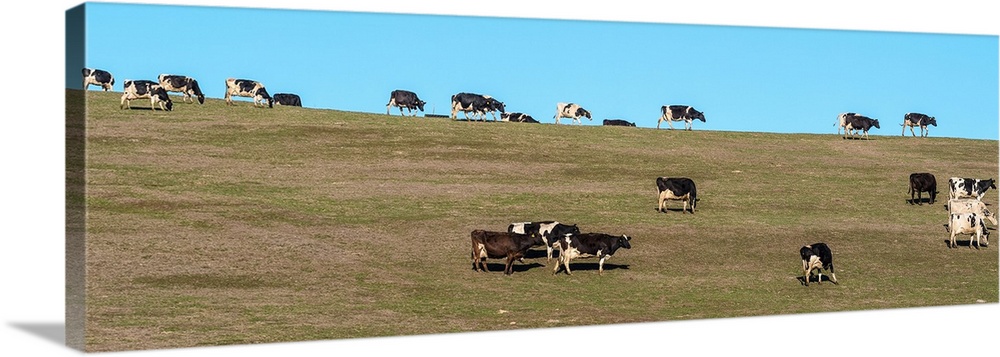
603, 119, 636, 127
658, 105, 706, 130
120, 80, 173, 111
843, 113, 880, 140
656, 177, 698, 214
82, 68, 115, 91
470, 229, 545, 275
451, 92, 504, 121
225, 78, 273, 108
501, 112, 539, 123
553, 233, 632, 275
385, 89, 425, 116
799, 243, 838, 286
508, 221, 581, 265
949, 177, 997, 201
273, 93, 302, 107
158, 74, 205, 104
908, 173, 937, 205
554, 102, 592, 125
901, 112, 937, 137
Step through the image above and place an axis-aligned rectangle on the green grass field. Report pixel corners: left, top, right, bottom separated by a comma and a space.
72, 89, 998, 351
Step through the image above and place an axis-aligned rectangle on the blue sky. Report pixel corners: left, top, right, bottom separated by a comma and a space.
78, 2, 998, 140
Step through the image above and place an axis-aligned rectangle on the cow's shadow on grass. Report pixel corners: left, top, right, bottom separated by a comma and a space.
841, 136, 877, 141
478, 262, 545, 273
907, 198, 937, 205
797, 275, 837, 285
940, 239, 990, 249
556, 262, 631, 273
653, 207, 695, 214
122, 107, 169, 111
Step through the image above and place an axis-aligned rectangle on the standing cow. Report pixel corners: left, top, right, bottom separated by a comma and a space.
658, 105, 706, 130
120, 80, 173, 111
451, 92, 504, 121
842, 113, 880, 140
554, 103, 592, 125
553, 233, 632, 275
908, 173, 937, 205
224, 78, 273, 108
800, 243, 838, 286
82, 68, 115, 91
470, 229, 545, 275
948, 177, 997, 201
158, 74, 205, 104
386, 89, 425, 116
656, 177, 698, 214
507, 221, 581, 265
948, 213, 990, 249
901, 112, 937, 137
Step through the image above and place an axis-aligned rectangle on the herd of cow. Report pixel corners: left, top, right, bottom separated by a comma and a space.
86, 67, 990, 286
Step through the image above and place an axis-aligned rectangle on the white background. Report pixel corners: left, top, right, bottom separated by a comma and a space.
2, 1, 998, 356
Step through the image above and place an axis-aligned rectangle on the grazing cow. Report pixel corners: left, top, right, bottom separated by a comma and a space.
554, 103, 592, 125
470, 229, 545, 275
82, 68, 115, 91
553, 233, 631, 275
224, 78, 273, 108
157, 74, 205, 104
507, 221, 581, 265
656, 177, 698, 214
901, 112, 937, 137
948, 177, 997, 201
835, 112, 856, 135
451, 92, 504, 121
385, 89, 425, 116
658, 105, 706, 130
273, 93, 302, 107
120, 80, 173, 111
799, 243, 838, 286
603, 119, 636, 127
948, 213, 990, 249
947, 199, 998, 226
500, 112, 539, 123
842, 113, 880, 139
908, 173, 937, 205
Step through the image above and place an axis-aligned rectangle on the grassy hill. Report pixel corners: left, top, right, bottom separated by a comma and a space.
72, 89, 998, 351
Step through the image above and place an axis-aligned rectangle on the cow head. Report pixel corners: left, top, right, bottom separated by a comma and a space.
618, 235, 632, 249
489, 98, 505, 113
577, 108, 592, 120
153, 87, 174, 111
985, 179, 997, 190
926, 117, 937, 127
691, 109, 706, 122
871, 119, 880, 129
416, 99, 426, 112
189, 79, 205, 104
256, 87, 274, 108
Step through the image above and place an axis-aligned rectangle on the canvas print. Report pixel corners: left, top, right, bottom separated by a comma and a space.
66, 2, 999, 352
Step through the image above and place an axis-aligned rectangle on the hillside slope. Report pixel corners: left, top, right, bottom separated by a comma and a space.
74, 89, 999, 351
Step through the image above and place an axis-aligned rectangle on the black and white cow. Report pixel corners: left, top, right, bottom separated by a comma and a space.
385, 89, 425, 116
656, 177, 698, 214
603, 119, 636, 127
658, 105, 705, 130
842, 113, 880, 140
82, 68, 115, 91
554, 103, 592, 125
500, 112, 539, 123
451, 92, 504, 121
908, 172, 937, 205
901, 112, 937, 137
835, 112, 856, 135
157, 74, 205, 104
507, 221, 581, 265
948, 212, 990, 249
224, 78, 273, 108
470, 229, 545, 275
273, 93, 302, 107
948, 177, 997, 201
553, 233, 631, 275
120, 80, 173, 111
799, 243, 838, 286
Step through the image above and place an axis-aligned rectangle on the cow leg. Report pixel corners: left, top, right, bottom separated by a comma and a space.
828, 264, 838, 284
666, 119, 675, 130
120, 94, 128, 109
598, 256, 607, 275
657, 117, 662, 129
802, 260, 809, 286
